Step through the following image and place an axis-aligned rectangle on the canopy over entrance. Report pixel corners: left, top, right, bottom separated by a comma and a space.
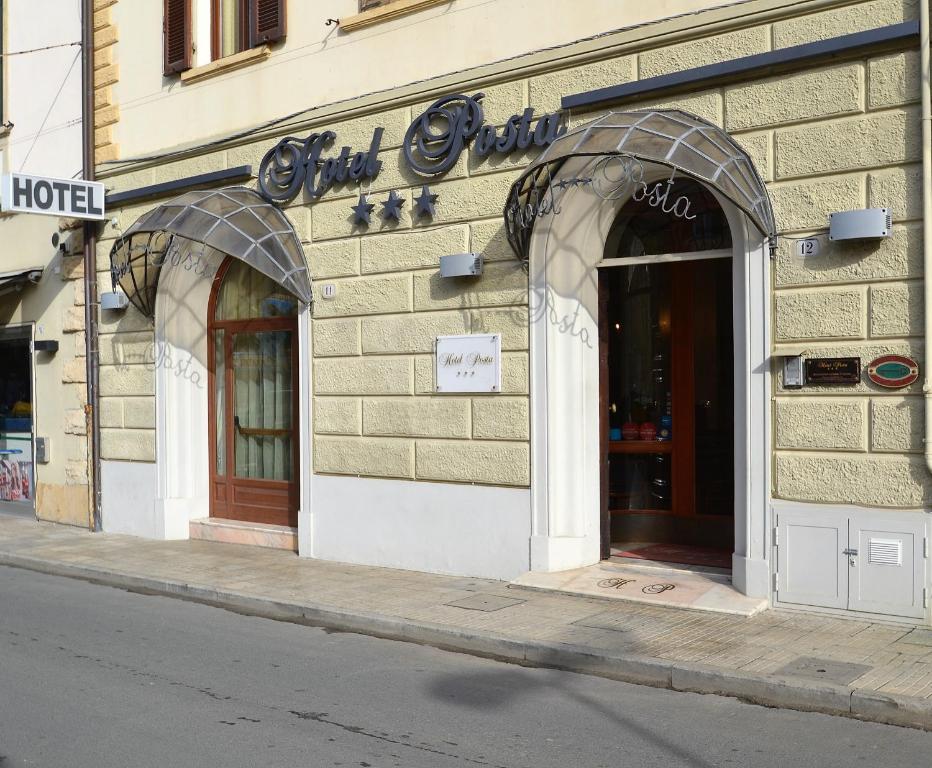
0, 267, 43, 298
108, 186, 310, 317
504, 110, 775, 262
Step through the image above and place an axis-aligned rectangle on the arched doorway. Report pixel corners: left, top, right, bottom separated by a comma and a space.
599, 178, 735, 568
106, 187, 312, 544
505, 110, 773, 598
207, 258, 300, 527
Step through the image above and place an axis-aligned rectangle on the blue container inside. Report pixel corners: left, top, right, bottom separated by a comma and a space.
0, 417, 32, 433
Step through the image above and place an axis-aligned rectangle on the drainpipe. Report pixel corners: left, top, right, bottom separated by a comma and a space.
82, 0, 102, 531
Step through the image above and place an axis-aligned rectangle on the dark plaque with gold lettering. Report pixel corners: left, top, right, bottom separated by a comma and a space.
805, 357, 861, 385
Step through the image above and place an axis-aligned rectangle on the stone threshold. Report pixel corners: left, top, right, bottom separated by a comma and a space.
189, 517, 297, 551
512, 560, 768, 617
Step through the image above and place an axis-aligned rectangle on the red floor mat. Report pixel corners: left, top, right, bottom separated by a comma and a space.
613, 543, 732, 569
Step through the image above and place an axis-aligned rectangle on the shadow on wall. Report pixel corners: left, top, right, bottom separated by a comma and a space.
419, 217, 598, 350
103, 237, 224, 392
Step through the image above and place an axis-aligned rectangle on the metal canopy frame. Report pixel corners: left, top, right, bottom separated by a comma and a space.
0, 267, 43, 298
504, 109, 776, 261
108, 186, 310, 318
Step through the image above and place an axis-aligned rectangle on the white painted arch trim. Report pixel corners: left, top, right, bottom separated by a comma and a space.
527, 158, 771, 598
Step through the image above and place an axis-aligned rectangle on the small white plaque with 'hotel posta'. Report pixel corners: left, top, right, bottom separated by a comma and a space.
435, 334, 501, 393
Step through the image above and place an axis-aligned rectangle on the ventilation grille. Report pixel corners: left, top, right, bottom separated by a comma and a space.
869, 538, 902, 566
886, 212, 893, 231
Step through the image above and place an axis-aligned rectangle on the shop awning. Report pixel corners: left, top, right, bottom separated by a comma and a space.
108, 186, 310, 317
0, 267, 43, 298
503, 109, 775, 261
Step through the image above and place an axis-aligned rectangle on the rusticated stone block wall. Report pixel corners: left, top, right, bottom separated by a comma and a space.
94, 0, 929, 504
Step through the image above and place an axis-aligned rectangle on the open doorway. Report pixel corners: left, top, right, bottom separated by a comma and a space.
0, 326, 35, 517
599, 179, 734, 570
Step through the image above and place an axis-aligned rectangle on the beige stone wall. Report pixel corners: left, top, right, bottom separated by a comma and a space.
0, 214, 91, 527
94, 0, 119, 164
96, 0, 929, 502
762, 3, 927, 509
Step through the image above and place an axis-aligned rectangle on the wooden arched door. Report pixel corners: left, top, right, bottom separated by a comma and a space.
208, 258, 299, 527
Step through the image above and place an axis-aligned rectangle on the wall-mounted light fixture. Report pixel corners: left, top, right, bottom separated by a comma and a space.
440, 253, 483, 278
100, 290, 129, 311
829, 208, 891, 241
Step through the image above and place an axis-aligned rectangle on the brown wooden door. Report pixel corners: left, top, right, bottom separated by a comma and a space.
208, 259, 300, 528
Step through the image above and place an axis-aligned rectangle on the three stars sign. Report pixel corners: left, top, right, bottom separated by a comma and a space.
351, 185, 439, 227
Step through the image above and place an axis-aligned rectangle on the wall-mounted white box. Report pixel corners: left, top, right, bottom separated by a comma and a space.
829, 208, 891, 241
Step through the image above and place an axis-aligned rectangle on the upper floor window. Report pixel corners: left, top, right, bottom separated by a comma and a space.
163, 0, 286, 76
213, 0, 247, 59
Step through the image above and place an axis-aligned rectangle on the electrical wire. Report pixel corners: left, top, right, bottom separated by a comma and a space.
18, 48, 82, 171
5, 118, 81, 146
100, 105, 321, 166
0, 41, 81, 57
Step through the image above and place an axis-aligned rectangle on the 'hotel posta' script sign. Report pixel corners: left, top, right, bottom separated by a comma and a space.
257, 93, 563, 203
435, 334, 501, 393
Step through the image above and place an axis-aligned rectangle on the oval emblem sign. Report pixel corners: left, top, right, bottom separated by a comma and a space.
867, 354, 919, 388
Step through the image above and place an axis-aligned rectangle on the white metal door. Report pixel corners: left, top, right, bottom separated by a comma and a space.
849, 517, 927, 619
775, 507, 848, 609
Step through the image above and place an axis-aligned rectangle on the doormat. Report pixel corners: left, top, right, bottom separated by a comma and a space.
612, 543, 732, 569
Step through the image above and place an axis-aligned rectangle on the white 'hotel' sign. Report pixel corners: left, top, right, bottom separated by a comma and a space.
435, 334, 501, 393
1, 173, 106, 220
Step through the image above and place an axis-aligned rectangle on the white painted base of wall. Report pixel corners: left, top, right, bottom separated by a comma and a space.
101, 460, 198, 540
310, 475, 531, 581
732, 553, 769, 599
101, 460, 159, 537
155, 497, 203, 540
530, 534, 599, 573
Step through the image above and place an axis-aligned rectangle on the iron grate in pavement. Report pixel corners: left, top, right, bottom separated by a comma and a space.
445, 594, 526, 612
774, 656, 872, 686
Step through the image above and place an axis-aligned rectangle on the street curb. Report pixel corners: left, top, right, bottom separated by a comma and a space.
2, 551, 929, 732
671, 663, 852, 717
850, 690, 932, 730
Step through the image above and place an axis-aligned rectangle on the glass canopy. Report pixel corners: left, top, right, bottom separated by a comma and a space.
503, 110, 775, 262
108, 186, 310, 317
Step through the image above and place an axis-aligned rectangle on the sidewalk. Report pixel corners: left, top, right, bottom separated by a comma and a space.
2, 515, 931, 731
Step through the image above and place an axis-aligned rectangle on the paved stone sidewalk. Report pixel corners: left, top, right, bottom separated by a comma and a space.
1, 514, 931, 730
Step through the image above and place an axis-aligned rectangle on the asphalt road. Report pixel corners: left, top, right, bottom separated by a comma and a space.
1, 565, 931, 768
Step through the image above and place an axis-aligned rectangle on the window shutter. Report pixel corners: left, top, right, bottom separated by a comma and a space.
163, 0, 192, 75
249, 0, 286, 47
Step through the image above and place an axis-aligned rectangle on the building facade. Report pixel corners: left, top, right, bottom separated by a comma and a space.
0, 0, 91, 526
92, 0, 931, 624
